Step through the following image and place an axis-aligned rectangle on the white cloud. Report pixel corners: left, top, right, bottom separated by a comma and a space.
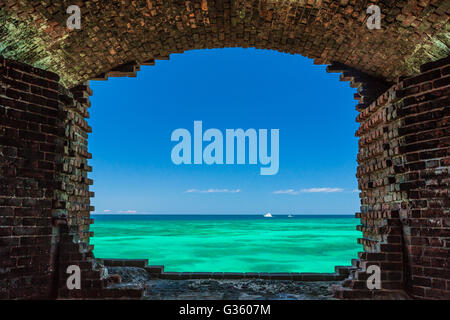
300, 188, 344, 193
103, 209, 111, 213
273, 189, 300, 195
273, 187, 344, 195
185, 188, 241, 194
118, 210, 137, 213
352, 189, 361, 193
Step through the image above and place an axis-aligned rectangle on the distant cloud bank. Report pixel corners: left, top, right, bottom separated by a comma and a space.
273, 187, 344, 195
96, 209, 138, 214
184, 188, 241, 194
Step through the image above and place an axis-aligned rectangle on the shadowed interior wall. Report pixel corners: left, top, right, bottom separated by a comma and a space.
396, 58, 449, 299
0, 57, 63, 299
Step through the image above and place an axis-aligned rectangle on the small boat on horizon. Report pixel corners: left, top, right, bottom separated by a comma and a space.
288, 214, 293, 218
263, 212, 273, 218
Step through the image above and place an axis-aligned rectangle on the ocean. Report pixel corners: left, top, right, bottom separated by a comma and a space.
90, 214, 362, 273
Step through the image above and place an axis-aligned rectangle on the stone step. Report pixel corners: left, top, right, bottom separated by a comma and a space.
145, 265, 164, 274
334, 266, 356, 276
351, 259, 360, 268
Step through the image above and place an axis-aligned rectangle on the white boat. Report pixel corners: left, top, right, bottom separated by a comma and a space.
264, 212, 273, 218
288, 214, 293, 218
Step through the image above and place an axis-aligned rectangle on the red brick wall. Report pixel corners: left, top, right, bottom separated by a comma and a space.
55, 82, 108, 299
0, 57, 64, 299
334, 82, 407, 299
396, 56, 449, 299
334, 55, 449, 299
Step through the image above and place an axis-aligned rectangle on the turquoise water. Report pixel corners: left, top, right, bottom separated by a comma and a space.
90, 215, 361, 273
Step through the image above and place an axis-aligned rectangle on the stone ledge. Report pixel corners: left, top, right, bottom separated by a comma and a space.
147, 267, 349, 281
99, 258, 149, 268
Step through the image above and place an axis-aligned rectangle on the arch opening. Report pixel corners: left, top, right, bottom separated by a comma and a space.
88, 47, 363, 274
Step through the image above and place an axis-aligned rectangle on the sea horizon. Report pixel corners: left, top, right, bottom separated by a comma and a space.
92, 213, 356, 216
90, 214, 361, 273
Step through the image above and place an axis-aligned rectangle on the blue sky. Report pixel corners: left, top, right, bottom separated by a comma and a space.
89, 48, 360, 214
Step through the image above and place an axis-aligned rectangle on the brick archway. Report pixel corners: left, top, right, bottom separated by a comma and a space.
0, 1, 448, 299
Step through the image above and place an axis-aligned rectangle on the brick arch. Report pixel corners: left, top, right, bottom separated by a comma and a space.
0, 0, 449, 300
1, 0, 448, 88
